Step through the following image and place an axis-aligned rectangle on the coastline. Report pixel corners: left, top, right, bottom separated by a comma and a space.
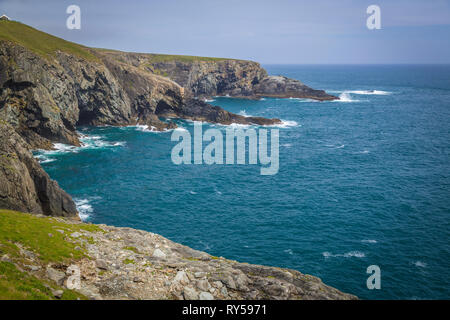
0, 210, 357, 300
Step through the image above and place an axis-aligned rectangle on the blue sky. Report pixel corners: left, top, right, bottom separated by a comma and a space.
1, 0, 449, 64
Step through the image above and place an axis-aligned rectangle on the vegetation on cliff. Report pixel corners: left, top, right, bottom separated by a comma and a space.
0, 20, 98, 61
0, 209, 356, 300
0, 209, 93, 299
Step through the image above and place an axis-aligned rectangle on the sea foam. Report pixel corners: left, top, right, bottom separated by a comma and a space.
75, 198, 93, 221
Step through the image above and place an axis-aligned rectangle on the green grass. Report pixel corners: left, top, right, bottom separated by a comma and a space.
123, 258, 135, 265
144, 53, 232, 63
0, 261, 86, 300
95, 48, 238, 63
0, 210, 100, 300
123, 246, 140, 254
0, 209, 101, 263
0, 20, 98, 61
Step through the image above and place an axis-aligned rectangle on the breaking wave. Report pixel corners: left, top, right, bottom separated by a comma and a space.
323, 251, 366, 258
34, 133, 125, 163
75, 198, 93, 221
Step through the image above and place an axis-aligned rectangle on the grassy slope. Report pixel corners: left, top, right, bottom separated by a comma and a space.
95, 48, 241, 63
0, 20, 244, 66
0, 209, 101, 300
143, 53, 233, 63
0, 20, 98, 61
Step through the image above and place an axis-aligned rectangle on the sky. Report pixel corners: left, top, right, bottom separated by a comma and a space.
1, 0, 449, 64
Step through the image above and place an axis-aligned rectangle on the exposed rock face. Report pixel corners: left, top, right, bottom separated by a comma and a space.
12, 214, 357, 300
160, 98, 281, 126
0, 122, 77, 217
0, 41, 281, 150
0, 22, 354, 300
254, 75, 337, 101
96, 50, 338, 101
0, 29, 280, 216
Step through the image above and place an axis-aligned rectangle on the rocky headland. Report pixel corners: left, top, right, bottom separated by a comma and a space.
0, 210, 356, 300
0, 20, 353, 300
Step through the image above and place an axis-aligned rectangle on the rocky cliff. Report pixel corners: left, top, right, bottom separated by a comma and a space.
0, 20, 338, 217
0, 210, 357, 300
0, 122, 76, 217
0, 21, 283, 216
97, 50, 338, 101
0, 21, 356, 300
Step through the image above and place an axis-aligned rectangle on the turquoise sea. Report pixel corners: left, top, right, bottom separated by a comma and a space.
36, 65, 450, 299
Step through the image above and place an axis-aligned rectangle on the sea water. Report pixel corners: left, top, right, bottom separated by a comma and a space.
36, 65, 450, 299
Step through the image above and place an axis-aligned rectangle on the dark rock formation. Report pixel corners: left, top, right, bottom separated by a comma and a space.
254, 75, 337, 101
97, 50, 338, 101
159, 98, 281, 126
0, 121, 77, 217
0, 21, 280, 217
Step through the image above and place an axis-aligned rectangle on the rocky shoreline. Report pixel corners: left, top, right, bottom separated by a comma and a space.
0, 211, 357, 300
0, 21, 354, 300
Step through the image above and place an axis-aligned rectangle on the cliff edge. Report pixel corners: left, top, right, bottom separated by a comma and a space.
0, 210, 357, 300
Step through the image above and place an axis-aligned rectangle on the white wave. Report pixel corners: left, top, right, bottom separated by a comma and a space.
34, 154, 56, 164
204, 98, 215, 103
35, 133, 125, 160
356, 150, 370, 154
226, 123, 253, 129
284, 249, 294, 255
336, 92, 359, 102
134, 125, 160, 133
281, 143, 292, 148
413, 261, 427, 268
264, 120, 299, 128
79, 134, 126, 150
238, 110, 254, 117
325, 144, 345, 149
323, 251, 366, 259
75, 198, 93, 221
189, 191, 197, 195
348, 90, 391, 95
361, 239, 377, 243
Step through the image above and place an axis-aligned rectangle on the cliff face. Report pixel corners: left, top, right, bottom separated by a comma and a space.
0, 21, 282, 216
0, 21, 355, 300
0, 122, 77, 217
96, 51, 337, 101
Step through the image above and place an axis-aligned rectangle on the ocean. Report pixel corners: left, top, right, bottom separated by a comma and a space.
35, 65, 450, 299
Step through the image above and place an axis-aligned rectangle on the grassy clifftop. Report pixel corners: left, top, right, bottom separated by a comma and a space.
0, 20, 98, 61
0, 209, 97, 300
0, 20, 238, 64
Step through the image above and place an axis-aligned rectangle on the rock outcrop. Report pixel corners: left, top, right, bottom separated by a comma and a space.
95, 50, 337, 101
0, 21, 281, 216
0, 122, 77, 217
253, 75, 336, 101
0, 21, 355, 300
0, 210, 357, 300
